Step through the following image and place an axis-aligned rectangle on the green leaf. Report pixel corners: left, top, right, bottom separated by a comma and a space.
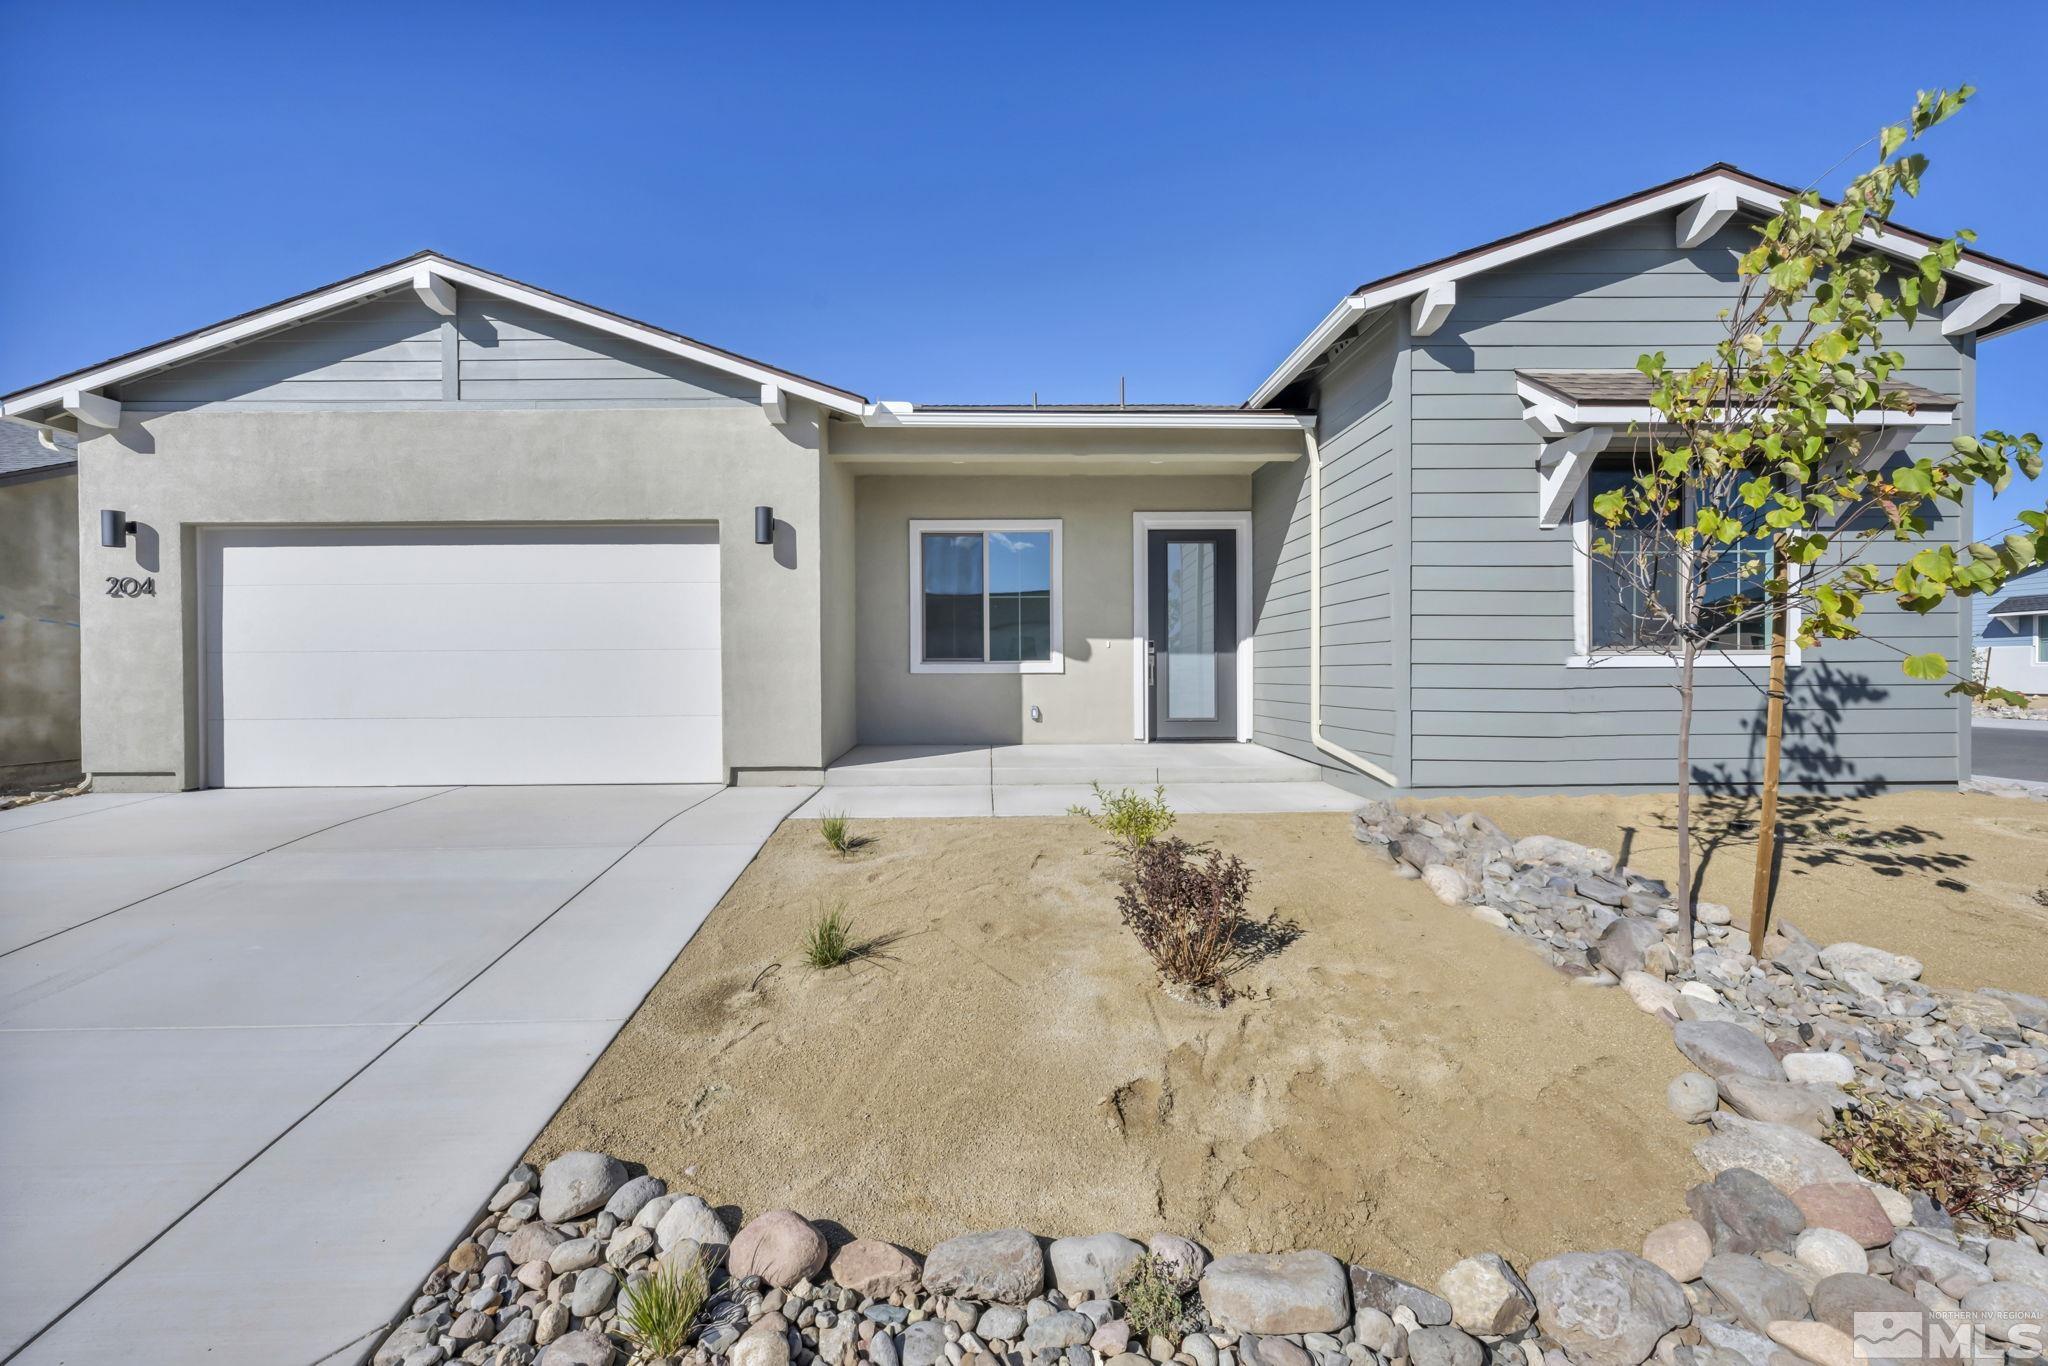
1902, 653, 1947, 681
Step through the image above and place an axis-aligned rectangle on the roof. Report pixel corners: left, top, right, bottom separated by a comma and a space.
1990, 594, 2048, 619
1517, 369, 1959, 411
0, 419, 76, 477
1248, 163, 2048, 408
1, 251, 869, 425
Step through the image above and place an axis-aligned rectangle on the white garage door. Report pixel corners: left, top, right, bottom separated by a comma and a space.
202, 526, 721, 786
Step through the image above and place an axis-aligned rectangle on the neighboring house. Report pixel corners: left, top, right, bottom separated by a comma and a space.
0, 420, 80, 786
4, 164, 2044, 796
1974, 564, 2048, 695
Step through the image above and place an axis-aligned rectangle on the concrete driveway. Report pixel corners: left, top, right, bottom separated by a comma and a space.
0, 782, 809, 1366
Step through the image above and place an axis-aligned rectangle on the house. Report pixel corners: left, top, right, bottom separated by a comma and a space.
1974, 563, 2048, 695
5, 164, 2043, 796
0, 420, 81, 787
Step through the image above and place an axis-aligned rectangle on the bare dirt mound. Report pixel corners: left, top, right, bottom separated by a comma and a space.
533, 813, 1697, 1278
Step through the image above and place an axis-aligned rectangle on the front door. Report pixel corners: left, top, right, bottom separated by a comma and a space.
1147, 529, 1237, 740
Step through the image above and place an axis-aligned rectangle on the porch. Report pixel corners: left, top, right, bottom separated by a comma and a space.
792, 741, 1359, 817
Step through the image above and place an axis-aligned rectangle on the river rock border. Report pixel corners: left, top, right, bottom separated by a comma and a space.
375, 804, 2048, 1366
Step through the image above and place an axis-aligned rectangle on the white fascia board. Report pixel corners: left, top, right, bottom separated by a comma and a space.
1249, 171, 2048, 404
857, 403, 1309, 430
3, 255, 867, 421
1559, 403, 1951, 430
1246, 296, 1372, 408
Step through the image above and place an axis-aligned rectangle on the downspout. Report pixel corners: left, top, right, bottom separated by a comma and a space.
1301, 417, 1400, 788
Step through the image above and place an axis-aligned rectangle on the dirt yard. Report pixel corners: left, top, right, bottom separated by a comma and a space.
534, 813, 1701, 1279
1459, 790, 2048, 1000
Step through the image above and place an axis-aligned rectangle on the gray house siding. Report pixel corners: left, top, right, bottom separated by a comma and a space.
1398, 213, 1968, 793
112, 290, 758, 411
1252, 310, 1404, 790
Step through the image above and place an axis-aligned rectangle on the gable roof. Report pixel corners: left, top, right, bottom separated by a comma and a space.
1247, 163, 2048, 408
0, 251, 868, 425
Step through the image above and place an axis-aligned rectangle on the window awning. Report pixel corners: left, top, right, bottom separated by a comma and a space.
1515, 369, 1959, 529
1990, 594, 2048, 621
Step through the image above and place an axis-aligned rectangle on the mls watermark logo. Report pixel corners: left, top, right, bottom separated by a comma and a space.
1854, 1309, 2042, 1364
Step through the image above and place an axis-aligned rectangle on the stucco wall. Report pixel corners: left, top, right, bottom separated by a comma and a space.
854, 473, 1253, 745
75, 405, 832, 790
0, 466, 82, 783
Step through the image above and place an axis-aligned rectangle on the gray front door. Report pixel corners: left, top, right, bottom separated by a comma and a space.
1147, 529, 1237, 740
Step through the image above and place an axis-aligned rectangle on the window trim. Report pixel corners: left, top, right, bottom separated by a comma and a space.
2035, 615, 2048, 666
907, 518, 1064, 674
1567, 461, 1802, 671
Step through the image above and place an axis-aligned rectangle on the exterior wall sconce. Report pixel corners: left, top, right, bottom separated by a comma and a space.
101, 509, 137, 548
755, 506, 774, 545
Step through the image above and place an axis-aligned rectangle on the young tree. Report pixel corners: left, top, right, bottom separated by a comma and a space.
1590, 86, 2043, 950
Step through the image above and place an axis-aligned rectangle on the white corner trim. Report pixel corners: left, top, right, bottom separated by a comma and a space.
760, 383, 787, 425
1568, 464, 1802, 667
1130, 511, 1256, 743
1676, 184, 1739, 249
1538, 426, 1613, 529
412, 266, 457, 317
62, 389, 120, 430
1942, 280, 2022, 337
1300, 427, 1402, 787
907, 518, 1064, 675
1410, 280, 1455, 338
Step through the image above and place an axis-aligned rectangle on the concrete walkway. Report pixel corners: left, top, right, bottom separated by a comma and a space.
793, 743, 1363, 818
0, 783, 810, 1366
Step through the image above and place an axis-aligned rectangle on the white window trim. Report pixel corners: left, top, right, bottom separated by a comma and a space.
908, 518, 1064, 675
1130, 511, 1255, 741
2036, 616, 2048, 666
1566, 469, 1802, 671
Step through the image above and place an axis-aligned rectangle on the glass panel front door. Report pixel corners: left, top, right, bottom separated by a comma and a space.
1147, 529, 1237, 740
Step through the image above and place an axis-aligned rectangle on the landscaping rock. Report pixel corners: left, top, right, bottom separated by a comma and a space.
536, 1329, 613, 1366
1512, 835, 1615, 873
605, 1223, 654, 1270
1787, 1183, 1893, 1250
1808, 1272, 1922, 1337
730, 1209, 828, 1288
976, 1305, 1026, 1342
1673, 1022, 1786, 1085
1716, 1076, 1845, 1137
506, 1223, 569, 1266
1200, 1252, 1351, 1335
1595, 920, 1667, 976
1406, 1326, 1482, 1366
1623, 972, 1680, 1017
1766, 1320, 1854, 1366
1793, 1229, 1867, 1278
901, 1318, 951, 1366
923, 1229, 1045, 1304
1888, 1230, 1991, 1294
1437, 1253, 1534, 1335
1526, 1250, 1689, 1366
1817, 943, 1921, 985
601, 1174, 665, 1223
1148, 1232, 1209, 1280
654, 1194, 731, 1255
1960, 1282, 2048, 1339
833, 1239, 923, 1298
1780, 1053, 1854, 1089
1422, 865, 1472, 906
1350, 1266, 1453, 1327
1668, 1073, 1719, 1125
537, 1152, 628, 1223
1091, 1318, 1133, 1356
1686, 1169, 1807, 1255
1692, 1116, 1857, 1193
546, 1237, 602, 1275
1023, 1311, 1095, 1355
1988, 1238, 2048, 1295
1049, 1233, 1146, 1301
1699, 1254, 1809, 1333
564, 1266, 616, 1318
733, 1317, 793, 1366
1641, 1220, 1711, 1284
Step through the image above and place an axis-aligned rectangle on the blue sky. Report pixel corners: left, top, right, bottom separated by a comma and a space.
3, 1, 2044, 533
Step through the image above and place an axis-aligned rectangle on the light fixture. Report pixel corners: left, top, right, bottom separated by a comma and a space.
100, 510, 136, 548
754, 506, 774, 545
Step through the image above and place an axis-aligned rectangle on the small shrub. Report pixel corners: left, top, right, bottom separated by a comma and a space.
1069, 782, 1175, 862
1119, 1252, 1196, 1346
801, 902, 856, 969
1827, 1087, 2048, 1237
620, 1253, 709, 1358
1117, 837, 1296, 1003
820, 811, 857, 857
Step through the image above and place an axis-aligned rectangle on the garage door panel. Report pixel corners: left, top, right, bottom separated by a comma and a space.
208, 527, 719, 587
210, 581, 720, 654
214, 717, 723, 786
211, 649, 721, 722
205, 527, 723, 785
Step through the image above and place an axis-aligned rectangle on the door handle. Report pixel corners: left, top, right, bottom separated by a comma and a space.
1147, 642, 1156, 686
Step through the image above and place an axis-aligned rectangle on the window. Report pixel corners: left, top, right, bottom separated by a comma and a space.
2035, 616, 2048, 665
1575, 455, 1787, 666
909, 520, 1062, 673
